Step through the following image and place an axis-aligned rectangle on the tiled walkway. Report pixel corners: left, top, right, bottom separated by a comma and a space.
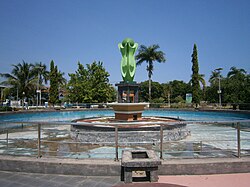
0, 171, 123, 187
0, 171, 250, 187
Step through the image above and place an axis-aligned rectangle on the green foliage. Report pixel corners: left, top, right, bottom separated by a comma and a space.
162, 80, 192, 103
139, 81, 163, 102
0, 106, 12, 111
173, 95, 185, 103
67, 61, 116, 103
206, 66, 250, 107
191, 44, 201, 105
0, 61, 37, 101
139, 80, 192, 104
136, 44, 166, 101
49, 60, 59, 105
150, 97, 165, 108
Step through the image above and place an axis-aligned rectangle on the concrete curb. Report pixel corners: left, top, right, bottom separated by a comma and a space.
159, 157, 250, 175
0, 156, 120, 176
1, 155, 250, 176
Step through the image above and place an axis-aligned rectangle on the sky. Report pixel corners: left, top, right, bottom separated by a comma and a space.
0, 0, 250, 86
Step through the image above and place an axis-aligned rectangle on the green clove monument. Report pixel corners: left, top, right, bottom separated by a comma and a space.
118, 38, 138, 83
110, 38, 148, 121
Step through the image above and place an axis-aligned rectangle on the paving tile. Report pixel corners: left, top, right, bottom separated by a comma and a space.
6, 174, 31, 183
101, 176, 121, 184
0, 171, 121, 187
0, 179, 14, 187
6, 182, 28, 187
77, 179, 100, 187
64, 176, 88, 186
0, 171, 15, 179
37, 180, 62, 187
39, 174, 57, 180
50, 175, 73, 183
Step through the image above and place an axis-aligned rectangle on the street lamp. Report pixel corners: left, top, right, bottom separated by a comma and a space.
22, 92, 25, 110
215, 68, 223, 109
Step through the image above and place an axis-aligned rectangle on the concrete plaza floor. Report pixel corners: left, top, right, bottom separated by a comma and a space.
0, 171, 250, 187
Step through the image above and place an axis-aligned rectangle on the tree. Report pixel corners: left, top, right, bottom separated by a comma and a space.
139, 80, 163, 102
49, 60, 59, 106
198, 74, 206, 99
34, 62, 49, 86
224, 66, 248, 104
34, 62, 49, 105
206, 66, 250, 107
0, 61, 37, 102
209, 70, 221, 85
164, 80, 192, 103
67, 61, 116, 103
227, 66, 246, 80
191, 44, 201, 106
136, 44, 166, 101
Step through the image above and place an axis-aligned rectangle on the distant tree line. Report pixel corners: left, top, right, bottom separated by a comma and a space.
1, 43, 249, 110
137, 66, 250, 108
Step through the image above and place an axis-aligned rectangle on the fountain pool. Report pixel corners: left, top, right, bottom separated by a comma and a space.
0, 109, 250, 159
0, 109, 250, 124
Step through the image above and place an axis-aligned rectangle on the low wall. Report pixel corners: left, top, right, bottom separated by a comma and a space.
71, 125, 190, 144
0, 155, 250, 176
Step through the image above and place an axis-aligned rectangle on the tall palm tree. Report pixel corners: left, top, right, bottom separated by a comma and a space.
34, 62, 49, 106
227, 66, 246, 80
57, 70, 67, 87
0, 61, 37, 101
209, 70, 221, 84
34, 62, 49, 86
135, 44, 166, 101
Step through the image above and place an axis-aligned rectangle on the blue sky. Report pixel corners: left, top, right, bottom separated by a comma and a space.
0, 0, 249, 85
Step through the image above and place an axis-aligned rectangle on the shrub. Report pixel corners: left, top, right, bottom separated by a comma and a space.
0, 106, 12, 111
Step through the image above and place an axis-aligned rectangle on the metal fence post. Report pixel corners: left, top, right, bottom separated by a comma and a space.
237, 122, 241, 158
160, 125, 163, 159
37, 124, 41, 158
115, 126, 119, 161
6, 129, 9, 149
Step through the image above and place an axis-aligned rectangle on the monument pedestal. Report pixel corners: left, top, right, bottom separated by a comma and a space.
108, 103, 148, 121
115, 82, 140, 103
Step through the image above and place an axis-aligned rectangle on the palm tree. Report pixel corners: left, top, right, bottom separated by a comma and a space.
227, 66, 246, 80
135, 44, 166, 101
198, 74, 206, 98
34, 62, 49, 106
34, 62, 49, 86
189, 73, 206, 99
209, 70, 221, 84
57, 70, 67, 87
0, 61, 37, 102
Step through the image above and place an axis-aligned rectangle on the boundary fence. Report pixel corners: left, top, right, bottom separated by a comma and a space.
0, 120, 250, 160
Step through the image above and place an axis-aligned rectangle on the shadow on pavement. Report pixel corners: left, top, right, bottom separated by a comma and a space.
113, 183, 187, 187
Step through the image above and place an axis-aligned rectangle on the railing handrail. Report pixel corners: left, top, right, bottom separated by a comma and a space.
0, 119, 250, 128
0, 119, 250, 160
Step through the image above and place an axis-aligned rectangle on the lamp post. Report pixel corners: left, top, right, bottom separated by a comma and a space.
17, 87, 19, 107
215, 68, 223, 109
36, 72, 40, 109
22, 92, 25, 110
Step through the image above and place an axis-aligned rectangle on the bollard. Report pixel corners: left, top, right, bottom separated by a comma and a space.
160, 125, 163, 159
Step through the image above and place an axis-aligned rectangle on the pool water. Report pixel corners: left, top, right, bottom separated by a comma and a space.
0, 109, 250, 159
0, 109, 250, 123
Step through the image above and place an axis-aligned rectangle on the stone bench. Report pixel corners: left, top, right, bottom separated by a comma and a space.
121, 150, 161, 183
